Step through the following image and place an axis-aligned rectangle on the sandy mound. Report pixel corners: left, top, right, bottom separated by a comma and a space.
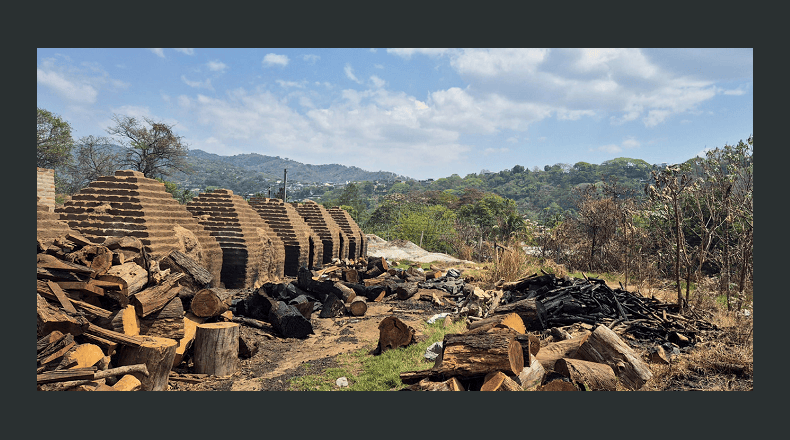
365, 234, 474, 264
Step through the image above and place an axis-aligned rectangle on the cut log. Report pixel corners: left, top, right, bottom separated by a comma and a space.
555, 358, 618, 391
410, 377, 465, 391
551, 327, 573, 341
110, 305, 140, 336
193, 322, 240, 376
236, 291, 275, 321
38, 333, 77, 369
492, 298, 547, 331
37, 293, 89, 337
517, 357, 546, 391
377, 316, 416, 352
395, 282, 419, 300
131, 273, 184, 317
268, 301, 313, 339
437, 332, 524, 378
190, 287, 232, 318
334, 282, 356, 303
105, 262, 148, 295
342, 268, 359, 284
536, 332, 591, 372
159, 250, 213, 291
365, 266, 384, 279
538, 379, 579, 391
467, 312, 525, 334
399, 368, 441, 385
37, 367, 97, 384
116, 337, 178, 391
37, 253, 95, 275
139, 296, 185, 340
481, 371, 522, 391
293, 301, 315, 320
37, 280, 112, 319
349, 296, 368, 316
85, 323, 149, 347
319, 294, 346, 318
173, 312, 205, 367
79, 333, 118, 357
574, 324, 653, 390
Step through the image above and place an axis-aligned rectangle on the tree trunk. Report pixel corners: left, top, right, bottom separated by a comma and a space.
193, 322, 239, 376
574, 324, 652, 390
437, 332, 524, 378
115, 337, 177, 391
492, 298, 547, 331
377, 316, 416, 352
555, 358, 617, 391
395, 282, 419, 300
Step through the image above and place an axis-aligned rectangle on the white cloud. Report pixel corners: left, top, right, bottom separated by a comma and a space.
369, 48, 377, 53
369, 75, 386, 88
149, 48, 165, 58
374, 64, 384, 69
483, 147, 510, 156
177, 95, 192, 108
181, 75, 213, 90
387, 48, 451, 58
598, 144, 622, 154
450, 48, 549, 76
174, 48, 195, 55
262, 53, 289, 67
303, 54, 320, 64
276, 79, 306, 88
506, 136, 519, 143
344, 64, 362, 84
207, 60, 228, 72
37, 68, 98, 104
37, 57, 127, 105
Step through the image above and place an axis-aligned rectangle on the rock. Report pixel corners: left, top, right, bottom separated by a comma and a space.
424, 341, 444, 361
336, 376, 349, 387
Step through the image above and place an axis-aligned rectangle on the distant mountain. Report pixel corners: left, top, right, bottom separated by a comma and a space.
186, 150, 407, 184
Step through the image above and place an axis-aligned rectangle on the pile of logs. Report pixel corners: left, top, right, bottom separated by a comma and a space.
37, 233, 244, 391
399, 311, 654, 391
493, 272, 717, 345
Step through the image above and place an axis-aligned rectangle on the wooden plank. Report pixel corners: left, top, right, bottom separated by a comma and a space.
56, 281, 105, 296
37, 367, 97, 384
46, 281, 78, 313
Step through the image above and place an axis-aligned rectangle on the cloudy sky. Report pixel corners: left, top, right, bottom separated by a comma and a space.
37, 48, 752, 180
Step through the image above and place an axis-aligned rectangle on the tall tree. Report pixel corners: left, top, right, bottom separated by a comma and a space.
106, 114, 189, 179
37, 108, 74, 169
60, 135, 122, 194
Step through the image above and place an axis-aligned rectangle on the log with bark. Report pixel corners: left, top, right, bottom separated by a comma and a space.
268, 301, 313, 339
37, 293, 90, 337
377, 316, 416, 352
395, 282, 419, 300
408, 377, 465, 391
466, 312, 525, 334
319, 294, 346, 318
139, 296, 185, 340
492, 298, 547, 331
105, 262, 148, 295
554, 358, 617, 391
535, 332, 591, 372
190, 287, 232, 318
159, 250, 213, 291
480, 370, 522, 391
173, 312, 206, 367
436, 332, 524, 378
131, 272, 184, 317
574, 324, 653, 390
348, 296, 368, 316
538, 379, 580, 391
115, 337, 177, 391
193, 322, 239, 376
517, 357, 546, 391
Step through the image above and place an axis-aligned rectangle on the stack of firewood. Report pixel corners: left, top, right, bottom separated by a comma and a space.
399, 311, 655, 391
37, 233, 242, 391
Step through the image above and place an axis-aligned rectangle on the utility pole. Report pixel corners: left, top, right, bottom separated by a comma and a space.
283, 169, 287, 202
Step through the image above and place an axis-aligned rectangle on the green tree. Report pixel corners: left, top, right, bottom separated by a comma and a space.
106, 114, 189, 179
156, 178, 194, 204
37, 108, 74, 169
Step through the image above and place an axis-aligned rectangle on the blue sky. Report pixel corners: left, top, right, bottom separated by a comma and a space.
37, 48, 753, 180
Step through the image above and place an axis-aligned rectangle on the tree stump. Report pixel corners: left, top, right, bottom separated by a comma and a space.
377, 316, 416, 352
116, 336, 177, 391
193, 322, 240, 376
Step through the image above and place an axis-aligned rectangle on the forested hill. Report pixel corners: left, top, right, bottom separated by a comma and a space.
187, 149, 406, 184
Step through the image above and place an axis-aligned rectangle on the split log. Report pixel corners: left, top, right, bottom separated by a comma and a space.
363, 284, 389, 302
58, 343, 105, 370
105, 262, 148, 295
46, 280, 77, 313
190, 287, 232, 318
395, 282, 419, 300
574, 324, 653, 390
45, 364, 150, 389
37, 293, 89, 337
193, 322, 240, 376
159, 250, 213, 291
79, 334, 118, 357
110, 305, 140, 336
110, 374, 142, 391
319, 294, 346, 318
517, 357, 546, 391
37, 253, 95, 275
37, 280, 112, 319
268, 301, 313, 339
467, 312, 525, 334
536, 332, 591, 372
492, 298, 547, 331
37, 332, 76, 369
173, 312, 205, 367
410, 377, 465, 391
131, 273, 184, 317
555, 358, 617, 391
481, 371, 522, 391
116, 337, 178, 391
349, 296, 368, 316
85, 323, 149, 347
37, 367, 97, 384
377, 316, 416, 352
139, 296, 185, 340
293, 301, 315, 320
437, 332, 524, 378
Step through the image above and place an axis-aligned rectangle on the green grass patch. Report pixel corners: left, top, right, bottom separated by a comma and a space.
285, 319, 468, 391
